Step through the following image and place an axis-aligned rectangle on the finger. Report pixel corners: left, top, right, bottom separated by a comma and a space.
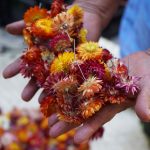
5, 20, 25, 35
3, 58, 22, 79
48, 114, 59, 127
135, 76, 150, 122
21, 78, 39, 101
74, 103, 131, 144
49, 121, 78, 138
38, 90, 47, 104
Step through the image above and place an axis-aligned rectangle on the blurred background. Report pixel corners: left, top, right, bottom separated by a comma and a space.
0, 0, 150, 150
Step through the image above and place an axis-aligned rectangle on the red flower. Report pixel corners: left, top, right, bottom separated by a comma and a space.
49, 34, 71, 53
50, 0, 65, 17
40, 96, 56, 117
78, 60, 105, 80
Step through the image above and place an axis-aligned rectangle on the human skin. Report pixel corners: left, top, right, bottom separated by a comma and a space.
3, 0, 150, 143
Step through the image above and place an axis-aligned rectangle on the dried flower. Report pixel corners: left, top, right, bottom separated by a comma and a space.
80, 98, 102, 119
78, 76, 103, 98
50, 0, 65, 17
23, 29, 33, 46
24, 6, 48, 25
49, 34, 71, 53
79, 60, 105, 79
78, 28, 88, 43
40, 96, 56, 117
107, 58, 128, 76
41, 50, 55, 64
52, 76, 78, 94
50, 52, 75, 74
77, 42, 103, 61
116, 76, 140, 95
32, 18, 55, 38
67, 5, 84, 27
53, 12, 74, 35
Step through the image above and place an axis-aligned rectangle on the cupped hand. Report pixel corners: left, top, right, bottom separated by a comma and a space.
3, 20, 39, 101
4, 1, 149, 144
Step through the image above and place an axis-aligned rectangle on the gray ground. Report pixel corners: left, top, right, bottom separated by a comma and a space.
0, 29, 149, 150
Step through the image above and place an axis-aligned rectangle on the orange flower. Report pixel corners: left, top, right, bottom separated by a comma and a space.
67, 5, 84, 27
52, 76, 78, 94
24, 6, 48, 25
32, 18, 56, 38
53, 12, 74, 35
40, 96, 56, 117
77, 42, 103, 61
78, 76, 103, 98
23, 29, 33, 46
24, 46, 41, 61
80, 98, 102, 119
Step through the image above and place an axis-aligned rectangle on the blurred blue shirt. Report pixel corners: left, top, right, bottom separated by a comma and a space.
119, 0, 150, 57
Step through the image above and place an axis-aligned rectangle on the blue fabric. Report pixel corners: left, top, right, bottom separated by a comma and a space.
119, 0, 150, 57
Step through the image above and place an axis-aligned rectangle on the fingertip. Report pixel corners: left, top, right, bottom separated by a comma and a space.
21, 79, 39, 102
48, 114, 58, 127
21, 91, 32, 102
135, 86, 150, 122
38, 90, 47, 104
5, 20, 25, 35
2, 69, 9, 79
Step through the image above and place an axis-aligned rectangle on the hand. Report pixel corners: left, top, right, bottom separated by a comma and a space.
3, 0, 133, 144
3, 20, 39, 101
123, 51, 150, 122
46, 51, 150, 144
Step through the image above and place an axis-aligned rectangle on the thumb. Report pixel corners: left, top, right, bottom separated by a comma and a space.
6, 20, 25, 35
135, 76, 150, 122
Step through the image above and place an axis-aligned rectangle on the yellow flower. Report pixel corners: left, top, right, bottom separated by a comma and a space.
23, 29, 33, 46
77, 41, 103, 61
78, 28, 88, 43
67, 5, 84, 26
99, 61, 111, 80
50, 52, 75, 73
78, 76, 102, 98
32, 18, 55, 38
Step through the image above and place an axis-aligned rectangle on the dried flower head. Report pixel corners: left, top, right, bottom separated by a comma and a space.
77, 42, 103, 61
24, 6, 48, 25
80, 98, 102, 119
53, 12, 74, 35
52, 76, 78, 94
32, 18, 55, 38
67, 5, 84, 26
107, 58, 128, 76
23, 29, 33, 46
116, 76, 140, 95
49, 34, 71, 53
23, 46, 41, 62
79, 60, 105, 80
78, 28, 88, 43
50, 0, 65, 17
41, 50, 55, 64
78, 76, 103, 98
50, 52, 75, 74
40, 96, 56, 117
